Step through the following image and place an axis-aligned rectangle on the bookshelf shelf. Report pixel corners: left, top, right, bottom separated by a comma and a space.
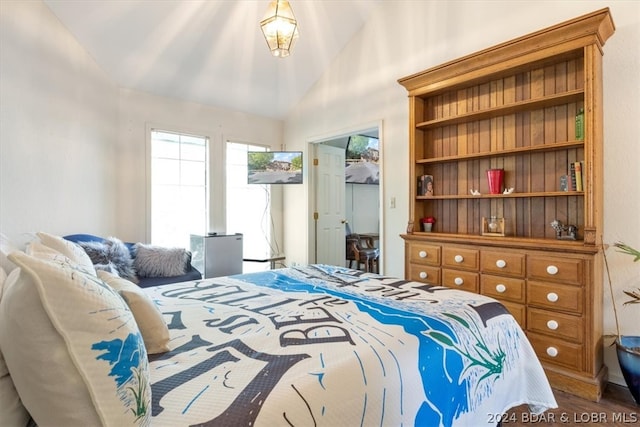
416, 141, 585, 164
415, 89, 584, 130
417, 191, 584, 200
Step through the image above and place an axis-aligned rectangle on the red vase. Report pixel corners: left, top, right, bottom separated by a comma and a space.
486, 169, 504, 194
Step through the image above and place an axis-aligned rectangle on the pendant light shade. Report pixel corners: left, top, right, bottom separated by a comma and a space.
260, 0, 299, 58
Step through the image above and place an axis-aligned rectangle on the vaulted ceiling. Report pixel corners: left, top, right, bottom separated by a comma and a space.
43, 0, 381, 119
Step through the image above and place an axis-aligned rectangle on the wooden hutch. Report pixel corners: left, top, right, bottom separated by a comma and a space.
398, 9, 615, 401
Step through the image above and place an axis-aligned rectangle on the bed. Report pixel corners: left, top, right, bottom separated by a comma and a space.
0, 233, 556, 427
144, 264, 556, 426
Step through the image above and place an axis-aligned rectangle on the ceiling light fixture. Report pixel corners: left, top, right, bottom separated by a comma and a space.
259, 0, 299, 58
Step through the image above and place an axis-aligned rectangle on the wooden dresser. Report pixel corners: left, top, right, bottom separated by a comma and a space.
398, 9, 615, 401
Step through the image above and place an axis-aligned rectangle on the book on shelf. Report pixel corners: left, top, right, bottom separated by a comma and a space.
568, 161, 584, 192
574, 161, 583, 192
417, 175, 434, 197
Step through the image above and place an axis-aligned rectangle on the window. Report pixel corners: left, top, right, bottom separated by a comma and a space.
150, 130, 208, 248
226, 142, 275, 272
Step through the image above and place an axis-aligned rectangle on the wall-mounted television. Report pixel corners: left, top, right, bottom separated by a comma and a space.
247, 151, 303, 184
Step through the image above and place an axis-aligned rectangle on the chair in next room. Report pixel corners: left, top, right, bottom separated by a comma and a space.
345, 223, 379, 273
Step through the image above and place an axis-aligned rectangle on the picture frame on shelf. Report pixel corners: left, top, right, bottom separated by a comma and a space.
417, 175, 434, 197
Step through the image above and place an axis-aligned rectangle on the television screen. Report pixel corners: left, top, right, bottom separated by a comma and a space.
247, 151, 303, 184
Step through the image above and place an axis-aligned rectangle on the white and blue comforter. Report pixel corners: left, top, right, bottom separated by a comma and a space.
144, 265, 556, 426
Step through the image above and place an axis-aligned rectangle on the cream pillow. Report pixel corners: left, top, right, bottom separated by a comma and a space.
2, 251, 151, 426
27, 241, 80, 265
98, 270, 171, 354
0, 233, 18, 274
0, 268, 31, 427
0, 266, 5, 298
36, 231, 95, 276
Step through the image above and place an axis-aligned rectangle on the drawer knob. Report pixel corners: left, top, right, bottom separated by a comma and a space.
546, 292, 559, 302
419, 251, 427, 258
454, 277, 464, 286
546, 347, 559, 357
546, 265, 559, 275
496, 259, 507, 268
454, 255, 464, 263
419, 271, 428, 279
546, 320, 559, 330
495, 284, 506, 293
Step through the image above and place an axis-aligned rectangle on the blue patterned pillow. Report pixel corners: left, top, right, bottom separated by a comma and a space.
3, 249, 151, 426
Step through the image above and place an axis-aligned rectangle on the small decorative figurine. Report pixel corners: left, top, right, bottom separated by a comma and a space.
503, 187, 515, 194
482, 216, 506, 236
470, 189, 481, 196
550, 220, 578, 240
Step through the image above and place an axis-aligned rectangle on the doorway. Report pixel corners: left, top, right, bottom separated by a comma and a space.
309, 122, 382, 272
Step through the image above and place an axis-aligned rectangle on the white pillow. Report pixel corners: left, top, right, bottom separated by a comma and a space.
0, 267, 5, 299
2, 251, 151, 426
27, 241, 80, 264
0, 233, 19, 274
36, 231, 96, 276
98, 270, 171, 354
0, 268, 31, 427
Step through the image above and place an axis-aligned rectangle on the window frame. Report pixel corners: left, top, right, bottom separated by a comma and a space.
146, 126, 210, 248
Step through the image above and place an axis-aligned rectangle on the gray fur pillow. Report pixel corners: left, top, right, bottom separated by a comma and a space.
133, 243, 191, 278
78, 237, 137, 281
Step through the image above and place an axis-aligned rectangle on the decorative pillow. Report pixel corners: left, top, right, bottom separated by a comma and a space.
78, 237, 137, 281
36, 232, 95, 276
0, 233, 19, 274
133, 243, 191, 277
27, 241, 72, 259
98, 270, 170, 354
1, 251, 151, 426
94, 262, 121, 276
0, 267, 5, 298
0, 268, 31, 427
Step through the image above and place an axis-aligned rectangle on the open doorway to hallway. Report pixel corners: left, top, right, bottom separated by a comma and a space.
309, 123, 382, 273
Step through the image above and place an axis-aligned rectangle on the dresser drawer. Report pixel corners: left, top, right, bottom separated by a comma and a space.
481, 275, 525, 303
442, 269, 479, 293
443, 247, 479, 271
408, 264, 441, 284
527, 256, 585, 286
481, 251, 525, 277
527, 332, 583, 371
409, 244, 441, 266
527, 308, 584, 343
527, 280, 584, 314
500, 301, 526, 329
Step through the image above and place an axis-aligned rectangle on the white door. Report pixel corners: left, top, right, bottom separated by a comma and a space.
314, 144, 346, 266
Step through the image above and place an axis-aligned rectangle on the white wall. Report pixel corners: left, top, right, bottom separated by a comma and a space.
284, 1, 640, 386
0, 0, 118, 247
116, 88, 283, 243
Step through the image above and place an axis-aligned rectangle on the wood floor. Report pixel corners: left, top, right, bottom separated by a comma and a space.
504, 383, 638, 426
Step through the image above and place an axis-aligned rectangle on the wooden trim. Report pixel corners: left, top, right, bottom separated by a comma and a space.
398, 8, 615, 94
